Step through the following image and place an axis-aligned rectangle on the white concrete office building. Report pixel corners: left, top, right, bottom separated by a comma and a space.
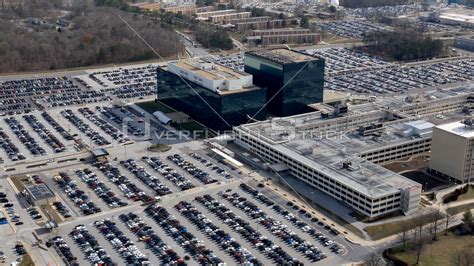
430, 119, 474, 183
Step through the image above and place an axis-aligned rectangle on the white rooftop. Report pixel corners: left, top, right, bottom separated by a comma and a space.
436, 121, 474, 139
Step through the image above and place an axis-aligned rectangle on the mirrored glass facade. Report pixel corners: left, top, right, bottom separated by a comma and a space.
156, 68, 266, 131
244, 52, 325, 117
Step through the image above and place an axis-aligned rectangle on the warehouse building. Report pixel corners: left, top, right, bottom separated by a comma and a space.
156, 59, 266, 130
430, 119, 474, 183
244, 49, 325, 117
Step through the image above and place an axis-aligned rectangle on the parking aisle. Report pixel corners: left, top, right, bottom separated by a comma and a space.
226, 190, 340, 259
111, 217, 161, 265
206, 195, 313, 265
85, 224, 123, 264
21, 114, 61, 156
191, 201, 273, 264
0, 117, 33, 160
142, 156, 201, 190
92, 166, 135, 205
136, 160, 182, 194
181, 153, 228, 183
165, 205, 236, 264
129, 211, 190, 261
70, 107, 115, 146
35, 111, 77, 151
113, 162, 158, 197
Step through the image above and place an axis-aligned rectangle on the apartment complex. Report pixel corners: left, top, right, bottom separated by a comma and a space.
430, 119, 474, 183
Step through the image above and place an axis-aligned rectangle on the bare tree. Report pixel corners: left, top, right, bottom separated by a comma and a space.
363, 252, 385, 266
445, 212, 456, 236
431, 209, 442, 241
414, 237, 427, 265
450, 248, 474, 266
397, 221, 412, 251
413, 214, 426, 241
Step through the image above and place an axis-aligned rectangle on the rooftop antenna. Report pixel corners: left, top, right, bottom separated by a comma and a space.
283, 44, 291, 51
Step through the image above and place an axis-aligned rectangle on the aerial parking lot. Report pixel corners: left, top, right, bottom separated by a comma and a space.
316, 20, 387, 39
303, 47, 391, 76
83, 64, 160, 101
1, 132, 356, 265
0, 47, 470, 265
324, 58, 474, 94
48, 178, 350, 266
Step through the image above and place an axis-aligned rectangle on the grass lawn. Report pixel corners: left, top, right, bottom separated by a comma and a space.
175, 121, 215, 139
365, 213, 444, 240
19, 253, 34, 266
457, 185, 474, 202
147, 144, 171, 152
446, 202, 474, 216
388, 233, 474, 265
136, 100, 175, 114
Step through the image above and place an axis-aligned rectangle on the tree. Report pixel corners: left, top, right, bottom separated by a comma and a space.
329, 5, 337, 13
462, 210, 473, 231
428, 209, 443, 241
397, 221, 412, 251
300, 16, 309, 29
445, 212, 455, 236
362, 252, 385, 266
414, 214, 425, 241
414, 237, 427, 265
450, 248, 474, 266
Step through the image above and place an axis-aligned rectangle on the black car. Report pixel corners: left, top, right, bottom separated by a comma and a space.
3, 203, 13, 207
15, 222, 24, 225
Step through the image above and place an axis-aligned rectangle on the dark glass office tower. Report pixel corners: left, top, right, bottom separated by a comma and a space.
244, 49, 325, 117
156, 67, 266, 131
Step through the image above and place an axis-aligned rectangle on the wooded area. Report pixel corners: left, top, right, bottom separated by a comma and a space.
362, 30, 445, 62
0, 0, 183, 73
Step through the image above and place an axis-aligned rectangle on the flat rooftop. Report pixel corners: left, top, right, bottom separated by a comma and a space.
170, 59, 248, 81
247, 49, 320, 64
238, 125, 420, 198
436, 121, 474, 139
440, 12, 474, 23
25, 183, 55, 201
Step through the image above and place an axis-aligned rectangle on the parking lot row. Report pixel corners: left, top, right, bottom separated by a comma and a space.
0, 76, 112, 114
316, 20, 385, 39
303, 48, 390, 76
145, 203, 225, 265
89, 65, 157, 99
325, 59, 474, 94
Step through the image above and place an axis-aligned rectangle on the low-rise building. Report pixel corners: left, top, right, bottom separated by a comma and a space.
453, 35, 474, 52
24, 183, 56, 206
